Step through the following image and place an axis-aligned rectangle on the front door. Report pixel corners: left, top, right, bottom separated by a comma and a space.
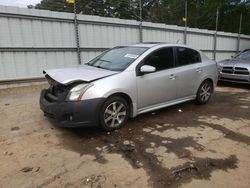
136, 47, 177, 109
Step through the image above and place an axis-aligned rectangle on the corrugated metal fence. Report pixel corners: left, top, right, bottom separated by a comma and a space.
0, 5, 250, 84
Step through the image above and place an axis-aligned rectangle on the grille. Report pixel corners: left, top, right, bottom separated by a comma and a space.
222, 66, 249, 75
222, 66, 233, 74
234, 67, 249, 75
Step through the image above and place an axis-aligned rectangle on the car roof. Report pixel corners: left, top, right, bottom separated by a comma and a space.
128, 42, 189, 48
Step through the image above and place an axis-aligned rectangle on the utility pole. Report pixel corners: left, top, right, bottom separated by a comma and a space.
73, 0, 81, 64
213, 8, 219, 60
237, 13, 242, 53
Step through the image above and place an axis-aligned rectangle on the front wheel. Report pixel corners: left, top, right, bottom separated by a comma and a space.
100, 96, 129, 131
196, 80, 213, 104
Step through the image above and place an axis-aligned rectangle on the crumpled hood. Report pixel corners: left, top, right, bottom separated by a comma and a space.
43, 65, 118, 85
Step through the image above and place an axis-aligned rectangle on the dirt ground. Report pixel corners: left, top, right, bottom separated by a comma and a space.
0, 83, 250, 188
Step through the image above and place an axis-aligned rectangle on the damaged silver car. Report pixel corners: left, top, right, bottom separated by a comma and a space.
40, 43, 217, 131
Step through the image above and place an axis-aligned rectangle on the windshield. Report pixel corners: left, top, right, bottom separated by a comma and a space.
87, 46, 148, 71
235, 50, 250, 60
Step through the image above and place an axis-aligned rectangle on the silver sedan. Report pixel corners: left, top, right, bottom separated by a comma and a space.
40, 43, 217, 131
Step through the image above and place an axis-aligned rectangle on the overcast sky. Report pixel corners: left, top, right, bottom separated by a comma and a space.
0, 0, 41, 8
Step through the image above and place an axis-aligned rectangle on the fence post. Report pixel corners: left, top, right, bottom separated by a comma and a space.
184, 0, 187, 44
139, 0, 143, 42
139, 23, 143, 43
213, 34, 217, 61
213, 8, 219, 61
237, 13, 242, 53
74, 1, 82, 64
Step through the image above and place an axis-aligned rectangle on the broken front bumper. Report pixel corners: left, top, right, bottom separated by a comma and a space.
40, 89, 105, 127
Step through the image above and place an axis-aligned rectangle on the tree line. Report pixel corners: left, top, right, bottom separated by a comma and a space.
31, 0, 250, 35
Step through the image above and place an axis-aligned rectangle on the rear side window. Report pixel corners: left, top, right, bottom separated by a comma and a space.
143, 48, 174, 71
176, 47, 201, 66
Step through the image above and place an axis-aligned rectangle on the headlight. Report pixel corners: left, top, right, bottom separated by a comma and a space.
68, 83, 93, 101
217, 62, 223, 71
218, 62, 223, 67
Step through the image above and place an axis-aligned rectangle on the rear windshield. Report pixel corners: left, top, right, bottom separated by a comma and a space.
87, 46, 148, 71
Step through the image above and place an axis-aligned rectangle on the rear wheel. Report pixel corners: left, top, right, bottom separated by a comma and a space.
196, 80, 213, 104
100, 96, 129, 131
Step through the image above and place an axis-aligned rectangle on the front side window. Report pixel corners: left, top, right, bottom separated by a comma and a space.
143, 48, 174, 71
176, 47, 201, 66
87, 46, 148, 71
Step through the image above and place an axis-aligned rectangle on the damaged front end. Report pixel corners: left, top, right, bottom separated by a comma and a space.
44, 74, 69, 103
39, 74, 104, 127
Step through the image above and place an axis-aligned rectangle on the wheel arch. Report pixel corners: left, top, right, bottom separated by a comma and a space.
105, 92, 134, 117
203, 78, 214, 92
197, 77, 215, 94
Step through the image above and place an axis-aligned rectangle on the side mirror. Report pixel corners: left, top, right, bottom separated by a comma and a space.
140, 65, 156, 74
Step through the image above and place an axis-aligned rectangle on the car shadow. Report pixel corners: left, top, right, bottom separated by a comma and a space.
218, 81, 250, 90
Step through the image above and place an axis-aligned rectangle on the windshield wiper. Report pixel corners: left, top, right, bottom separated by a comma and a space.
99, 59, 112, 63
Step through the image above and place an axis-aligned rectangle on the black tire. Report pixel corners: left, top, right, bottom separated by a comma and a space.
100, 96, 129, 131
196, 80, 213, 105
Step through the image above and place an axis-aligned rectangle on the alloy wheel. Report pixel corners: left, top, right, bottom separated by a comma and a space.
200, 83, 211, 103
104, 102, 127, 128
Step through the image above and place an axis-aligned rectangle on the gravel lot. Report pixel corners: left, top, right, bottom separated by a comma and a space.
0, 83, 250, 188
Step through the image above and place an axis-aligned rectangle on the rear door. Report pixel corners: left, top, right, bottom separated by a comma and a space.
175, 47, 203, 98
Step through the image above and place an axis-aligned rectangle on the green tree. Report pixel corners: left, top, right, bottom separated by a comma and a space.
35, 0, 73, 12
34, 0, 250, 35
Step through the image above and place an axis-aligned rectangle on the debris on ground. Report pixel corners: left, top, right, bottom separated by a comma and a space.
34, 167, 40, 172
179, 152, 190, 158
123, 140, 130, 145
82, 174, 106, 188
135, 160, 143, 168
240, 106, 249, 109
96, 147, 102, 151
3, 151, 13, 156
196, 145, 205, 151
102, 146, 110, 153
20, 167, 33, 173
11, 127, 20, 131
43, 133, 50, 138
150, 142, 156, 147
122, 142, 135, 153
172, 164, 198, 177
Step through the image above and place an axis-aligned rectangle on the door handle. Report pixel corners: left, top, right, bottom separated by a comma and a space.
169, 74, 176, 80
196, 68, 203, 72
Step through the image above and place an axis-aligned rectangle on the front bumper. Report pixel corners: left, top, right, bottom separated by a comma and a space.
40, 89, 105, 127
218, 72, 250, 84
